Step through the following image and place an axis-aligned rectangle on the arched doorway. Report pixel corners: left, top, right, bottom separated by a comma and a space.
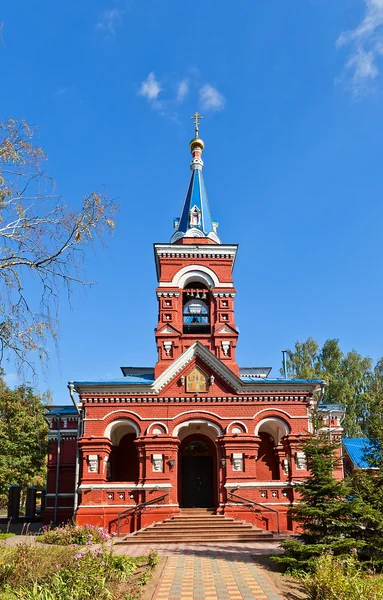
107, 421, 139, 482
256, 417, 290, 481
179, 434, 217, 508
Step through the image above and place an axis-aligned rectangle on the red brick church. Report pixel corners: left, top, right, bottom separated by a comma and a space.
44, 115, 343, 535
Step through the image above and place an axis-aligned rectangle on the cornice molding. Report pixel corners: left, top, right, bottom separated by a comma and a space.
81, 394, 309, 404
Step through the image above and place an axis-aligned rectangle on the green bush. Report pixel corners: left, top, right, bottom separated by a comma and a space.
0, 533, 15, 541
37, 523, 114, 545
0, 543, 154, 600
301, 553, 383, 600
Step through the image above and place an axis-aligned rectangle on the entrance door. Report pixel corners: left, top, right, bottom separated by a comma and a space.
181, 455, 214, 508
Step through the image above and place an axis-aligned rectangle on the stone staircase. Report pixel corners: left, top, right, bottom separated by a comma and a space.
117, 508, 275, 544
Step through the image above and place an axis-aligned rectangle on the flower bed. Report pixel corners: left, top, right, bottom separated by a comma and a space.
37, 523, 114, 545
0, 543, 158, 599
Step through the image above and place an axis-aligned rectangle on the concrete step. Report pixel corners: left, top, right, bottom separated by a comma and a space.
152, 524, 254, 530
136, 527, 256, 535
118, 533, 275, 544
131, 529, 268, 537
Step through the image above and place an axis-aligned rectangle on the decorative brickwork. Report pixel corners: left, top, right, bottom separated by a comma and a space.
44, 126, 343, 533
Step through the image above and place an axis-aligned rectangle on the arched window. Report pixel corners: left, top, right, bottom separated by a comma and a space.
183, 282, 210, 334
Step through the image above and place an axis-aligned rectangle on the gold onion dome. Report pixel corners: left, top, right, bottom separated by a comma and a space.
190, 137, 205, 151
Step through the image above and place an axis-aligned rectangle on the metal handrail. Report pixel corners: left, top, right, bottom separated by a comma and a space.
228, 491, 280, 535
116, 493, 168, 536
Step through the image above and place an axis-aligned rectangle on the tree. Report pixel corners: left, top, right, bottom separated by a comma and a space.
0, 369, 49, 506
273, 433, 365, 571
284, 338, 373, 437
0, 118, 116, 371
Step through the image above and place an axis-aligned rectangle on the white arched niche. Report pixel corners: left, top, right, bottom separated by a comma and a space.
171, 266, 219, 289
255, 417, 290, 445
173, 419, 223, 442
104, 419, 140, 446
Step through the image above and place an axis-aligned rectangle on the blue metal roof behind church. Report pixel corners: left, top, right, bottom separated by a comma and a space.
46, 406, 78, 416
343, 438, 372, 469
176, 168, 214, 236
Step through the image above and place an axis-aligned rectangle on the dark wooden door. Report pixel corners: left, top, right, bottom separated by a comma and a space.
181, 456, 214, 508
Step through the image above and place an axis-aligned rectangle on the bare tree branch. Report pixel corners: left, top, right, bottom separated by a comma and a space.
0, 118, 117, 374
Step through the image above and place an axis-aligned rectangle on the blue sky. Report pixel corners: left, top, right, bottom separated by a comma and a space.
1, 0, 383, 400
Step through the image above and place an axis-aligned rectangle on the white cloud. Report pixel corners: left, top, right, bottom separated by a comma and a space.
176, 79, 189, 102
139, 72, 162, 103
337, 0, 383, 94
199, 84, 225, 111
96, 8, 124, 36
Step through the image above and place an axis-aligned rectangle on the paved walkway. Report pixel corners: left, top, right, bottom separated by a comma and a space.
117, 542, 285, 600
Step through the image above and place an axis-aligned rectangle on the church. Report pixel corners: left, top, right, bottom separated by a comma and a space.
44, 115, 343, 535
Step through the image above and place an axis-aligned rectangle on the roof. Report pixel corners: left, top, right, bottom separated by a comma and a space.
45, 406, 78, 416
239, 367, 272, 379
121, 366, 155, 378
170, 139, 220, 244
343, 438, 372, 469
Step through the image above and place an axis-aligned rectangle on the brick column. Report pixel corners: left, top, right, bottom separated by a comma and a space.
78, 437, 113, 485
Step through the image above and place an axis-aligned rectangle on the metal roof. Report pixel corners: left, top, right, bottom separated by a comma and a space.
239, 367, 272, 379
46, 406, 78, 416
121, 366, 155, 377
343, 438, 373, 469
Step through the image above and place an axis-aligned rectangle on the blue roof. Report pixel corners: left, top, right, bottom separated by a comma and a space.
46, 406, 78, 416
241, 378, 323, 384
343, 438, 372, 469
172, 165, 220, 242
73, 374, 154, 386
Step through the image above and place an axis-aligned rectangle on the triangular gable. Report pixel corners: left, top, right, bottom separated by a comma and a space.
214, 323, 238, 336
153, 341, 242, 394
156, 323, 182, 336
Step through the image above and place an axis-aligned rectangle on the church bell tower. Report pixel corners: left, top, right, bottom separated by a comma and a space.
154, 114, 239, 377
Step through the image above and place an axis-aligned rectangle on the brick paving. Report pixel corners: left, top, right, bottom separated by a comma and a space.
116, 542, 285, 599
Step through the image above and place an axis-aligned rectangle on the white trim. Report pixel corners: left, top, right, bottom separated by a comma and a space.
255, 417, 291, 437
160, 265, 234, 289
225, 481, 293, 488
104, 418, 140, 439
47, 429, 78, 434
252, 408, 296, 420
78, 483, 172, 490
153, 342, 240, 393
173, 418, 223, 437
146, 422, 169, 434
226, 421, 248, 434
85, 409, 306, 423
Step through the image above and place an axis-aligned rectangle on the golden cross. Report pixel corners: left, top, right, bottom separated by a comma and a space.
191, 111, 203, 137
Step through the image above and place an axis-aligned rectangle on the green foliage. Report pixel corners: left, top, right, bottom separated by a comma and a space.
284, 337, 373, 437
301, 553, 383, 600
0, 533, 15, 540
37, 523, 113, 545
273, 433, 364, 571
0, 375, 48, 506
0, 543, 152, 600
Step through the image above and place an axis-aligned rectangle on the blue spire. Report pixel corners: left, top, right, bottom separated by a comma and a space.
171, 116, 220, 244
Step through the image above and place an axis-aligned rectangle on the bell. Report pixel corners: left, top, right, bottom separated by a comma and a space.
195, 292, 200, 299
202, 292, 207, 299
190, 291, 194, 298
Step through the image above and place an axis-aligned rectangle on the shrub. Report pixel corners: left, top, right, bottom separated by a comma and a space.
37, 523, 113, 545
0, 533, 15, 540
301, 553, 383, 600
0, 543, 155, 600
